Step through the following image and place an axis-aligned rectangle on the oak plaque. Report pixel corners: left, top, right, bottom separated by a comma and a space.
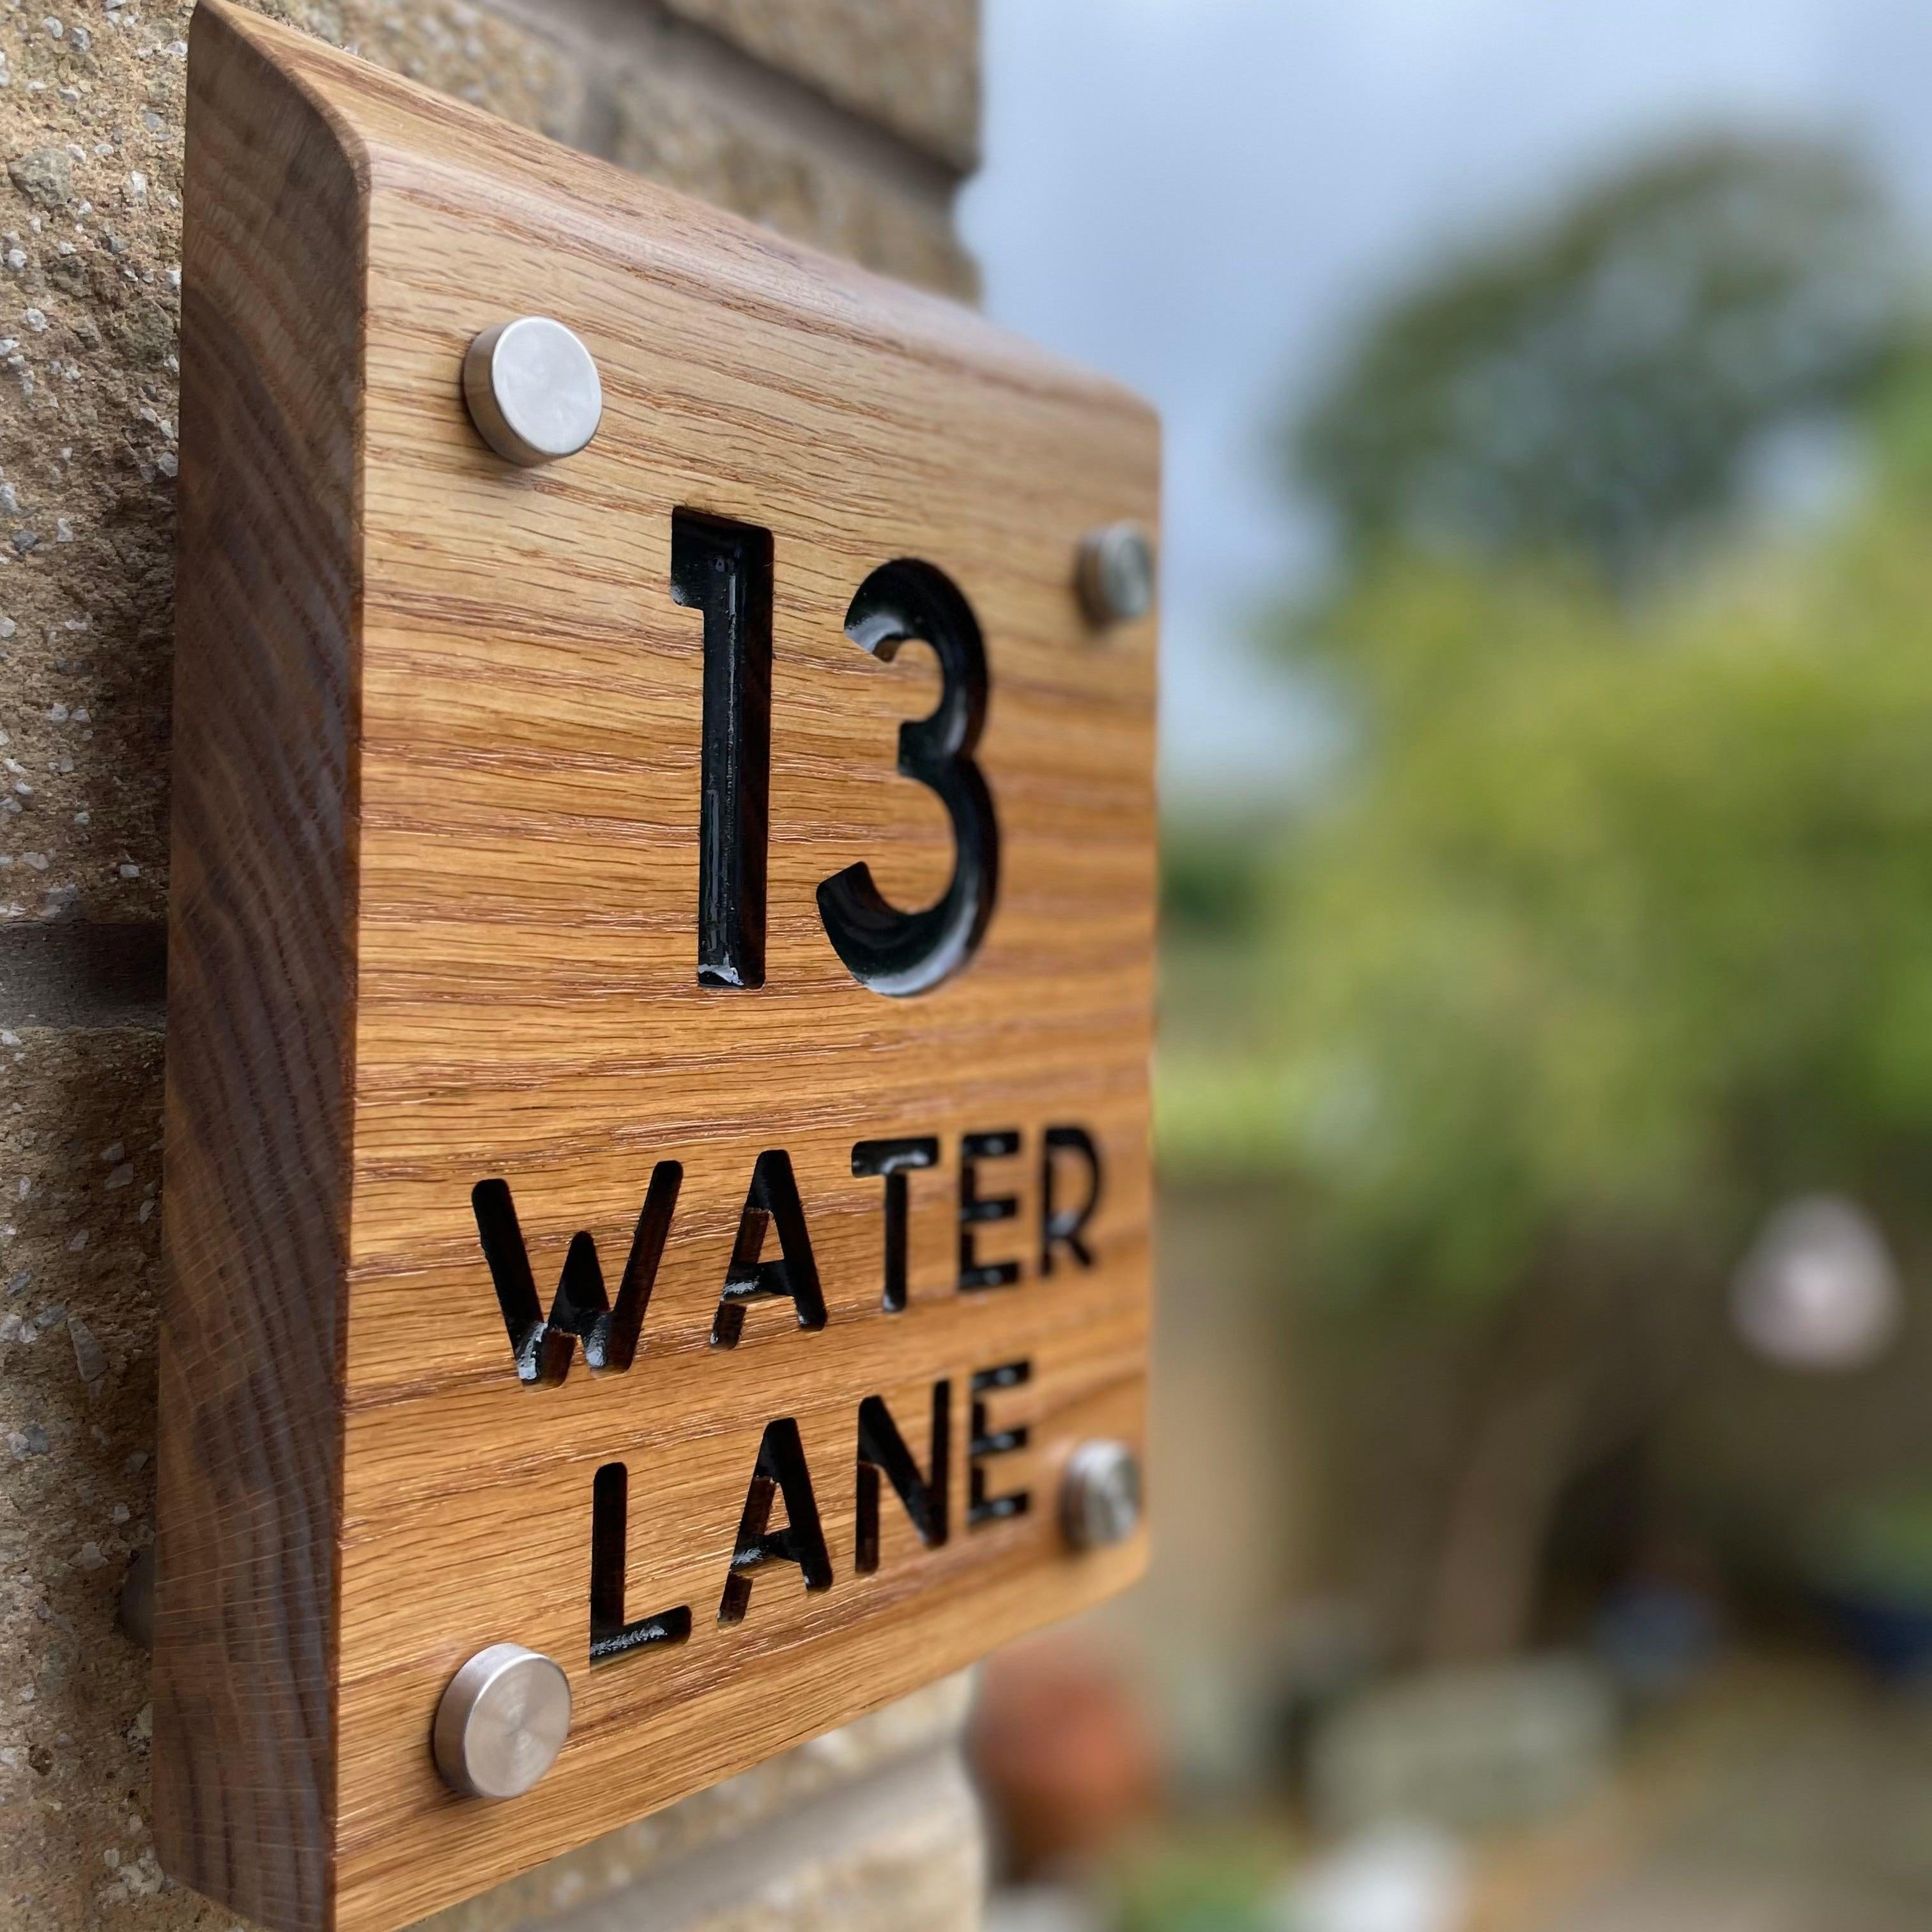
158, 8, 1158, 1929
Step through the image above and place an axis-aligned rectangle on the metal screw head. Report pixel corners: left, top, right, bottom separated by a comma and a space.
1077, 522, 1156, 626
1061, 1438, 1143, 1550
462, 317, 603, 466
433, 1643, 571, 1799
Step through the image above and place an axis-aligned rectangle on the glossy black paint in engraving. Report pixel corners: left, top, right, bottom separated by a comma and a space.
851, 1136, 940, 1312
816, 559, 999, 997
969, 1360, 1032, 1527
473, 1163, 683, 1384
671, 509, 773, 991
590, 1462, 693, 1664
719, 1418, 833, 1622
855, 1382, 951, 1573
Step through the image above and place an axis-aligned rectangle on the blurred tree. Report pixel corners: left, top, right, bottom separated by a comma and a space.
1161, 824, 1266, 939
1292, 140, 1903, 588
1165, 353, 1932, 1660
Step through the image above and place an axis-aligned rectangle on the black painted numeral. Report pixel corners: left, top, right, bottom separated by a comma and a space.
671, 510, 773, 990
817, 560, 999, 997
671, 524, 997, 997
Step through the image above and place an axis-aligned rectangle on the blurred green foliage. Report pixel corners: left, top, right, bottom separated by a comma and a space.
1106, 1829, 1284, 1932
1161, 826, 1266, 939
1294, 141, 1901, 588
1807, 1481, 1932, 1600
1163, 140, 1932, 1334
1165, 385, 1932, 1308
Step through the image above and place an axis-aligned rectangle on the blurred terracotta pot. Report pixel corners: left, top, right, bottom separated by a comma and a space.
970, 1632, 1163, 1877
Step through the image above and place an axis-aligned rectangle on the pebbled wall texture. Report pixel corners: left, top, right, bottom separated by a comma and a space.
0, 0, 983, 1926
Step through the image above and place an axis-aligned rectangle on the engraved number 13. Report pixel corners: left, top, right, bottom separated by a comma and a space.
670, 509, 999, 999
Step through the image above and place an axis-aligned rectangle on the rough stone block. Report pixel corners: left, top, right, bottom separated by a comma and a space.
657, 0, 979, 171
610, 63, 976, 299
424, 1676, 978, 1931
0, 1024, 180, 1925
444, 1744, 985, 1932
655, 1745, 983, 1932
328, 0, 584, 137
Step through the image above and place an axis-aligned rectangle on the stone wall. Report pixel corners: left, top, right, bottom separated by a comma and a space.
0, 0, 983, 1924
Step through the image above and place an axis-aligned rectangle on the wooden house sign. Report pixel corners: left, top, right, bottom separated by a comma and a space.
157, 8, 1158, 1929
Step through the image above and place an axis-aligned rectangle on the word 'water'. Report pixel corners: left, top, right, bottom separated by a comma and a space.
471, 1126, 1102, 1385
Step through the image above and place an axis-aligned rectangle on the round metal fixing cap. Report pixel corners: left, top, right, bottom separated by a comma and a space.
1061, 1438, 1143, 1551
462, 316, 603, 466
1076, 521, 1157, 627
433, 1643, 572, 1800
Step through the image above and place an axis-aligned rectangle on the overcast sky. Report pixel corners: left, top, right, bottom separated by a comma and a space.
958, 0, 1932, 805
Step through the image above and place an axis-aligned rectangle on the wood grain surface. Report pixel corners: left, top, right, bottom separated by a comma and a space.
157, 10, 364, 1927
159, 8, 1158, 1929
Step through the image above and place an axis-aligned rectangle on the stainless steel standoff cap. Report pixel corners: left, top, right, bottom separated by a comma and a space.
433, 1643, 572, 1799
1076, 521, 1157, 627
1060, 1438, 1143, 1551
462, 316, 604, 466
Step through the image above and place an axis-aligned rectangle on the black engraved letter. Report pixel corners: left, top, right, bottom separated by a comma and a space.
712, 1149, 826, 1348
719, 1418, 833, 1622
852, 1136, 939, 1313
855, 1382, 951, 1573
